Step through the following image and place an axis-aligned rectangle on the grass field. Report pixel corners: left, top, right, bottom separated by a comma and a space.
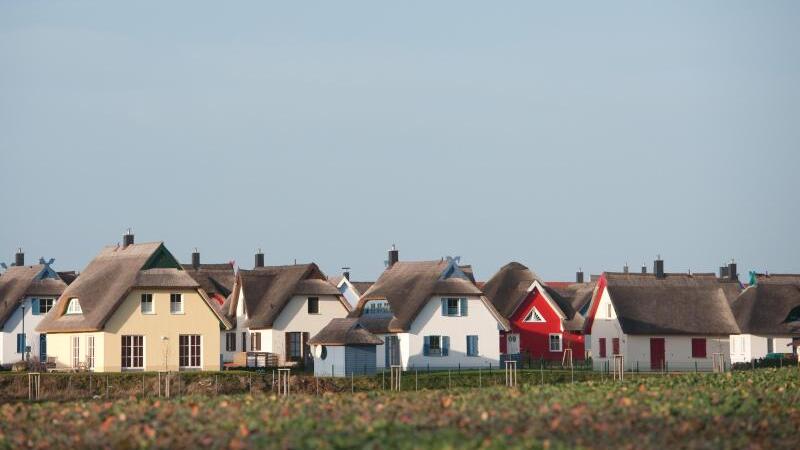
1, 368, 798, 449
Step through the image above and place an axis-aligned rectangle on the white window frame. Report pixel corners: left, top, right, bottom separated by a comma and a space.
140, 293, 154, 314
71, 336, 81, 368
170, 293, 184, 314
179, 335, 202, 369
549, 333, 563, 352
86, 336, 96, 370
524, 307, 546, 323
445, 298, 460, 317
121, 335, 145, 371
66, 298, 82, 315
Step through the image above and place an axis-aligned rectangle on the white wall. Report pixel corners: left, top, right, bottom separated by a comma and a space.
313, 345, 346, 377
731, 335, 795, 363
589, 287, 625, 370
2, 296, 59, 366
339, 283, 360, 309
405, 296, 501, 369
374, 332, 410, 369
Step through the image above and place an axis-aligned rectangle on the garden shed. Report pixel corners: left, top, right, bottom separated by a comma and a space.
308, 318, 383, 377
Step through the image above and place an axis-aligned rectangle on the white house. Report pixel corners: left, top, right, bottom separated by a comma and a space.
351, 248, 509, 370
0, 250, 68, 366
584, 258, 741, 372
220, 252, 351, 367
730, 274, 800, 363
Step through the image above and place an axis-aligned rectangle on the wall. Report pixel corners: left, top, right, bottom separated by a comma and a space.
313, 345, 345, 377
339, 284, 360, 309
406, 296, 501, 369
270, 294, 350, 364
374, 332, 410, 369
506, 289, 585, 361
2, 296, 60, 366
46, 332, 105, 371
83, 288, 223, 372
625, 335, 730, 372
731, 334, 795, 363
589, 286, 625, 370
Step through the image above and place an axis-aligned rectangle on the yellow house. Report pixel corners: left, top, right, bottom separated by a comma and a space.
37, 234, 231, 372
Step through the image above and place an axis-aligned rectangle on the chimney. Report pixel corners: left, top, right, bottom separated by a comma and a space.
192, 248, 200, 270
728, 259, 738, 281
719, 265, 729, 279
641, 264, 647, 274
342, 267, 351, 281
254, 248, 265, 268
576, 268, 584, 283
654, 255, 665, 279
388, 244, 399, 268
14, 248, 24, 266
122, 229, 134, 248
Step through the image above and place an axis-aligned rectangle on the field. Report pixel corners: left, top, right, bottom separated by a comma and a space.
1, 368, 798, 449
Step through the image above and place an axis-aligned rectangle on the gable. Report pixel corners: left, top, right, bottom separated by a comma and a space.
142, 245, 182, 270
511, 289, 564, 328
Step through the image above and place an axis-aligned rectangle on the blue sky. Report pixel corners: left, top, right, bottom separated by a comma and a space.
1, 1, 798, 281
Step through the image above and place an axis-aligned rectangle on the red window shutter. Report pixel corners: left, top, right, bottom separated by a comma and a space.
599, 338, 607, 358
692, 338, 707, 358
612, 338, 620, 355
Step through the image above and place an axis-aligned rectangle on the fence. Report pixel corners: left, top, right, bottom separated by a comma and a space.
0, 359, 783, 403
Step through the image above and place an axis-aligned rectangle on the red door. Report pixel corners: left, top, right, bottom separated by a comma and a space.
650, 338, 665, 370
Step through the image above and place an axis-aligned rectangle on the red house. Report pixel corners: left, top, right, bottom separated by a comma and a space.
483, 262, 589, 361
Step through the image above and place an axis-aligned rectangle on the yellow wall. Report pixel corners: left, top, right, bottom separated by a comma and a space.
47, 289, 222, 372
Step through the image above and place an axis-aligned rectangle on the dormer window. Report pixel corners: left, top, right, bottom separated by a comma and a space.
364, 300, 391, 315
66, 298, 82, 315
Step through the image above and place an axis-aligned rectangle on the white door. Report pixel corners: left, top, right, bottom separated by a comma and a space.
506, 334, 520, 354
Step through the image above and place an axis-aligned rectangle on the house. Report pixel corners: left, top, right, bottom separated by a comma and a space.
584, 258, 741, 372
181, 249, 235, 306
351, 247, 509, 370
730, 273, 800, 362
482, 262, 587, 363
0, 249, 68, 366
220, 250, 350, 367
308, 318, 383, 377
37, 232, 231, 372
329, 270, 373, 309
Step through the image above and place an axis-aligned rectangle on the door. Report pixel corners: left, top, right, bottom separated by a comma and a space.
385, 336, 400, 366
39, 334, 47, 362
506, 333, 520, 355
650, 338, 665, 370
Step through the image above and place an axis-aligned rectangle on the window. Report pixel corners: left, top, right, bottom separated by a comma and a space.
87, 336, 95, 369
38, 298, 55, 314
225, 332, 236, 352
121, 335, 144, 370
320, 345, 328, 360
72, 336, 81, 368
16, 334, 26, 354
170, 294, 183, 314
140, 294, 154, 314
466, 335, 479, 357
423, 335, 449, 357
179, 335, 201, 369
441, 298, 467, 317
307, 297, 319, 314
691, 338, 707, 358
607, 303, 612, 318
785, 306, 800, 323
524, 307, 545, 323
66, 298, 82, 314
549, 334, 563, 352
250, 332, 262, 351
365, 300, 391, 315
286, 332, 302, 361
599, 338, 607, 358
612, 338, 620, 355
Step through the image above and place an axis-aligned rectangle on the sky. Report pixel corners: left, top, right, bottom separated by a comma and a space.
1, 1, 798, 282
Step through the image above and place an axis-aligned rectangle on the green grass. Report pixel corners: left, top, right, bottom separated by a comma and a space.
1, 368, 798, 449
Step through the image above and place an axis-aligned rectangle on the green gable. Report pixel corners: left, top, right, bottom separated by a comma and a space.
141, 244, 183, 270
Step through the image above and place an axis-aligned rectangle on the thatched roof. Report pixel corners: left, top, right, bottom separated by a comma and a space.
352, 260, 506, 333
604, 272, 741, 335
225, 263, 347, 329
482, 262, 584, 330
551, 282, 597, 314
37, 242, 230, 333
0, 265, 67, 325
308, 318, 383, 345
181, 263, 235, 301
731, 274, 800, 335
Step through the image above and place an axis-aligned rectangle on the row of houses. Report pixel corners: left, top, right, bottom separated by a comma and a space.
1, 232, 798, 374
